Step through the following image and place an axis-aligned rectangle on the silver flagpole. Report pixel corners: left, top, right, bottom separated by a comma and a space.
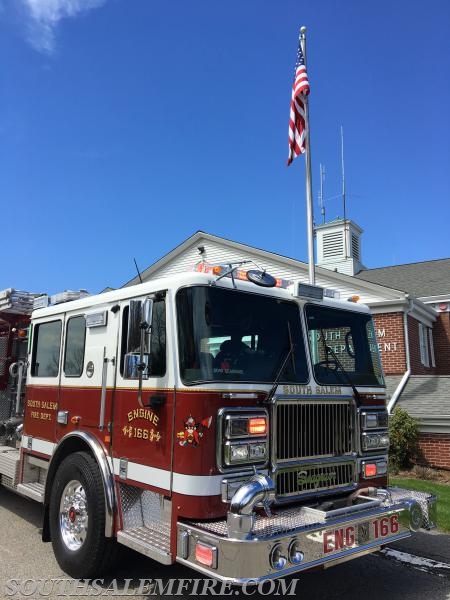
299, 26, 315, 285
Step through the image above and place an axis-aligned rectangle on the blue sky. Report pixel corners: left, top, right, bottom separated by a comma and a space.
1, 0, 449, 295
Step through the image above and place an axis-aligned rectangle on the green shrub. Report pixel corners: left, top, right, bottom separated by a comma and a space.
388, 406, 420, 470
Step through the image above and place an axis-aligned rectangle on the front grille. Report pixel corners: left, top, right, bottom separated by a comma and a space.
276, 462, 355, 497
275, 399, 355, 461
273, 399, 356, 500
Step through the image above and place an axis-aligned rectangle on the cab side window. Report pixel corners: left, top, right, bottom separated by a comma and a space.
64, 316, 86, 377
120, 297, 166, 378
31, 321, 62, 377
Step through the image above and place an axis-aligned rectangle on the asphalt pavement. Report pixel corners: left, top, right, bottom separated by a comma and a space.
1, 485, 450, 599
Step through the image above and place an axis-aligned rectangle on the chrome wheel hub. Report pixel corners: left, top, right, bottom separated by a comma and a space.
59, 479, 88, 551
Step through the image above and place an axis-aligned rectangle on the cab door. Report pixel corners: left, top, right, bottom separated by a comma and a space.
56, 306, 119, 443
112, 293, 174, 494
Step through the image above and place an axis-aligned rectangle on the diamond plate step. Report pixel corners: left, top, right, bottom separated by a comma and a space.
117, 523, 172, 564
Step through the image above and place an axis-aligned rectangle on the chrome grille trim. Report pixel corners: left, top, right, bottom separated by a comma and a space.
274, 397, 356, 463
275, 460, 356, 498
272, 396, 357, 501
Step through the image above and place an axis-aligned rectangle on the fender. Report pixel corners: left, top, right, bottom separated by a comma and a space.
42, 431, 115, 540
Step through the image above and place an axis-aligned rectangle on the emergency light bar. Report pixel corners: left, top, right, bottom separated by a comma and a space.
193, 262, 291, 289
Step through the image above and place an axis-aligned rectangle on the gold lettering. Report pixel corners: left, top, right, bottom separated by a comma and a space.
315, 386, 342, 396
127, 407, 159, 425
121, 425, 161, 442
282, 385, 313, 395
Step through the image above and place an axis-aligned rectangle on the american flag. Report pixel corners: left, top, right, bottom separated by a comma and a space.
287, 40, 310, 165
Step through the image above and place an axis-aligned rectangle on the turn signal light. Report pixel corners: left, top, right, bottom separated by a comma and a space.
195, 542, 217, 568
362, 459, 387, 478
247, 417, 267, 435
364, 463, 378, 477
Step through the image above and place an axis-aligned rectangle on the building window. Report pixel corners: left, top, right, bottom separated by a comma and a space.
64, 316, 86, 377
31, 321, 62, 377
428, 328, 436, 368
419, 323, 430, 367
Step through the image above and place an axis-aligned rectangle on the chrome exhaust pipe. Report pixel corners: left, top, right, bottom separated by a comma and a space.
227, 474, 275, 540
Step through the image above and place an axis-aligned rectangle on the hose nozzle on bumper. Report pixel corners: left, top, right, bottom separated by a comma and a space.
227, 474, 275, 540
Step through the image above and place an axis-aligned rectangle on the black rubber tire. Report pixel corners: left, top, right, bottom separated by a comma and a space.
49, 451, 117, 578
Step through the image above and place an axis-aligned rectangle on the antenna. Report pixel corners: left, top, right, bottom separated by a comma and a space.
318, 163, 326, 223
341, 125, 348, 259
341, 125, 346, 222
133, 258, 143, 284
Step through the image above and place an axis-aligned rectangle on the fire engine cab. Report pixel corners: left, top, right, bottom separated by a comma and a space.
0, 265, 436, 583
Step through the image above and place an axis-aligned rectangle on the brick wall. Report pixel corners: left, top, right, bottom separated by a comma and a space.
433, 313, 450, 374
372, 313, 407, 375
371, 312, 448, 376
418, 433, 450, 470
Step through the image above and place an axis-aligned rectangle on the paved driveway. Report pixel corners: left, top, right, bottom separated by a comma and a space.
1, 487, 450, 599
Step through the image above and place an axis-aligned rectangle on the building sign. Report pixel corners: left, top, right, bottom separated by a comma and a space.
376, 328, 398, 353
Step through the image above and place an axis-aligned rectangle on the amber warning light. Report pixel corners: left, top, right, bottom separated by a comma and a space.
247, 417, 267, 436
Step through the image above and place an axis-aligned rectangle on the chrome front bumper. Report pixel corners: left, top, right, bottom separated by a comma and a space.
176, 487, 437, 583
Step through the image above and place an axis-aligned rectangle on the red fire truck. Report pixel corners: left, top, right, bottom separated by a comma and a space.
0, 266, 436, 583
0, 289, 37, 447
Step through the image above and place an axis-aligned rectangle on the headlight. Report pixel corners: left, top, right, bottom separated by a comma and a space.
229, 444, 249, 463
361, 431, 389, 451
218, 408, 269, 470
225, 441, 267, 465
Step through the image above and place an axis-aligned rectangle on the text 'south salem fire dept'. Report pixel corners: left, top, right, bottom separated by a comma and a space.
0, 262, 436, 583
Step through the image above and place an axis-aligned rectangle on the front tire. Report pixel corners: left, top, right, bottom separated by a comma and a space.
49, 451, 117, 578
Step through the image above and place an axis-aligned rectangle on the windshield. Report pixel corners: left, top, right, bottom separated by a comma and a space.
305, 304, 384, 387
177, 286, 309, 384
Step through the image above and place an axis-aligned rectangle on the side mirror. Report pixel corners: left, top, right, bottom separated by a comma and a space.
124, 353, 151, 379
141, 298, 153, 330
126, 298, 154, 401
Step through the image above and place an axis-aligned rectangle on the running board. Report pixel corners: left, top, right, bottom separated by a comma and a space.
16, 482, 45, 502
117, 525, 172, 564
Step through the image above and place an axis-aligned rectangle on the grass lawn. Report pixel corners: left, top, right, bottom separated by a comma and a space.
390, 476, 450, 532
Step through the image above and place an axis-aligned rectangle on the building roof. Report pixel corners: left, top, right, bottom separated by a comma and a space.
395, 375, 450, 433
355, 258, 450, 299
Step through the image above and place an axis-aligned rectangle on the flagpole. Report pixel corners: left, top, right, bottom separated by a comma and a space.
299, 26, 315, 285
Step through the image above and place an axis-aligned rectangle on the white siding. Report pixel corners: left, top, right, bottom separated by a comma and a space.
144, 237, 400, 306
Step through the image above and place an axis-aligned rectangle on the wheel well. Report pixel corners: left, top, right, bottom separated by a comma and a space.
42, 433, 115, 542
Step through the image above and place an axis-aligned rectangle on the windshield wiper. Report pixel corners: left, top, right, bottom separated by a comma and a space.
323, 342, 362, 407
264, 324, 296, 404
